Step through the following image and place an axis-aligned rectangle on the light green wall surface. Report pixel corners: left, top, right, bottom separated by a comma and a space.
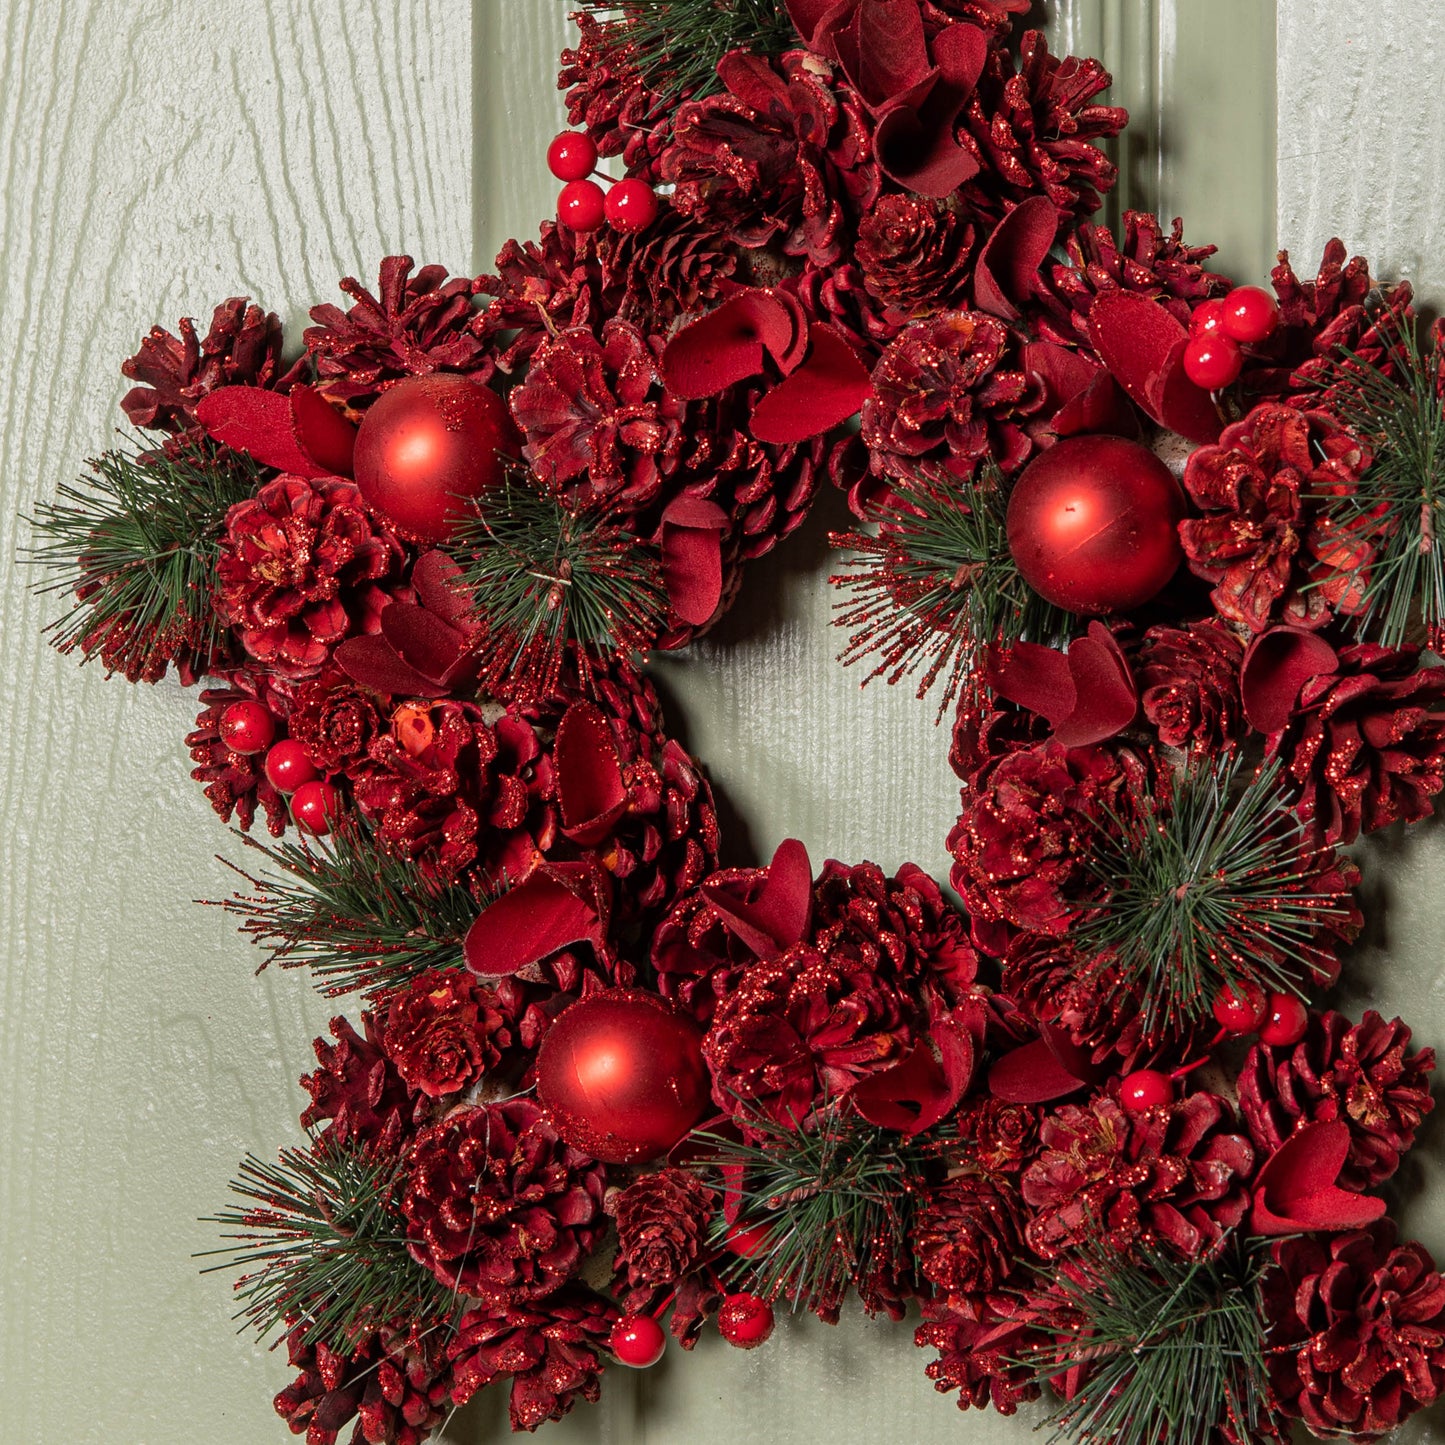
3, 2, 1441, 1442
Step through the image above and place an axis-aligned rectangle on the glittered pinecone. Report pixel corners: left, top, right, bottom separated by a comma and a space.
606, 205, 739, 331
1270, 643, 1445, 846
447, 1287, 619, 1433
1136, 619, 1247, 751
956, 1096, 1040, 1177
303, 255, 490, 410
914, 1176, 1024, 1296
663, 50, 878, 267
861, 311, 1045, 484
1263, 1223, 1445, 1440
1239, 1009, 1435, 1191
402, 1098, 607, 1299
121, 297, 291, 434
381, 973, 522, 1099
915, 1286, 1045, 1416
855, 195, 974, 319
216, 476, 407, 680
287, 668, 384, 773
300, 1012, 412, 1148
1179, 403, 1373, 633
558, 13, 667, 181
1020, 1088, 1254, 1259
611, 1167, 717, 1288
186, 673, 293, 836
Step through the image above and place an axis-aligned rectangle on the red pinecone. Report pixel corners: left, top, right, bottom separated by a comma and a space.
861, 311, 1045, 484
914, 1176, 1024, 1296
287, 669, 384, 773
1179, 403, 1373, 633
187, 674, 293, 836
381, 973, 520, 1099
300, 1013, 411, 1148
303, 256, 491, 410
662, 50, 879, 267
557, 14, 666, 182
611, 1167, 717, 1289
447, 1287, 619, 1433
216, 476, 406, 680
402, 1098, 607, 1299
1136, 619, 1247, 751
1269, 643, 1445, 846
1264, 1223, 1445, 1440
855, 195, 975, 320
1020, 1089, 1254, 1259
121, 297, 292, 434
957, 1097, 1041, 1178
1239, 1009, 1435, 1191
915, 1286, 1045, 1416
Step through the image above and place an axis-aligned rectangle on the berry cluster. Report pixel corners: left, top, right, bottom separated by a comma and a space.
549, 130, 660, 234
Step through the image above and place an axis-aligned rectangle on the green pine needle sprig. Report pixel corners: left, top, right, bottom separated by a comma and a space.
831, 468, 1070, 720
1019, 1235, 1279, 1445
199, 1135, 455, 1350
569, 0, 798, 108
1314, 311, 1445, 648
26, 438, 259, 682
702, 1104, 943, 1316
1073, 755, 1352, 1040
217, 819, 483, 1001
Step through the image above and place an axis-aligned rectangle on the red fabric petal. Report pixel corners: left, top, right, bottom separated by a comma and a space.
987, 1037, 1087, 1103
843, 0, 932, 111
195, 385, 327, 478
411, 549, 472, 630
1251, 1120, 1387, 1235
1148, 335, 1224, 444
290, 384, 358, 477
990, 623, 1137, 746
975, 198, 1059, 320
378, 603, 468, 691
701, 837, 813, 961
749, 325, 871, 444
661, 290, 797, 400
660, 497, 729, 626
333, 634, 439, 696
464, 867, 604, 977
554, 701, 628, 846
851, 1025, 973, 1135
1241, 627, 1340, 735
1050, 369, 1139, 439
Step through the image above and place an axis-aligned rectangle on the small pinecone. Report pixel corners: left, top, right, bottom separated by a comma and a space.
915, 1286, 1045, 1416
121, 297, 292, 434
381, 973, 521, 1100
447, 1287, 619, 1433
605, 204, 739, 332
855, 195, 974, 318
956, 1097, 1040, 1177
287, 668, 384, 773
1136, 620, 1247, 751
1239, 1009, 1435, 1190
401, 1098, 607, 1300
1263, 1223, 1445, 1441
303, 255, 491, 410
611, 1167, 717, 1288
914, 1176, 1023, 1296
300, 1012, 412, 1148
557, 14, 667, 182
186, 673, 293, 836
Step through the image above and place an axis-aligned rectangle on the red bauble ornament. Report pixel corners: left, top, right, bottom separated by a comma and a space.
291, 779, 339, 835
1213, 981, 1268, 1035
352, 374, 517, 542
1219, 285, 1280, 344
218, 700, 276, 755
1182, 334, 1242, 391
547, 131, 598, 182
1006, 436, 1186, 614
1119, 1069, 1173, 1113
1258, 992, 1309, 1047
610, 1313, 666, 1368
263, 739, 319, 794
604, 179, 659, 234
557, 178, 607, 232
535, 989, 709, 1164
718, 1293, 775, 1349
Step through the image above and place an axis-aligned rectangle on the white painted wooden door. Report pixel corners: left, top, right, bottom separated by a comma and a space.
3, 3, 1443, 1442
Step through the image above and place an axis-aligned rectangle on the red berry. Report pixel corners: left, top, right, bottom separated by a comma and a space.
546, 130, 598, 182
291, 779, 339, 836
1212, 981, 1268, 1035
218, 700, 276, 755
1188, 298, 1227, 337
1182, 334, 1242, 391
724, 1220, 775, 1259
1258, 992, 1309, 1048
604, 178, 659, 234
610, 1313, 666, 1368
557, 178, 606, 232
718, 1293, 775, 1349
263, 739, 319, 794
1120, 1069, 1173, 1113
1220, 285, 1280, 345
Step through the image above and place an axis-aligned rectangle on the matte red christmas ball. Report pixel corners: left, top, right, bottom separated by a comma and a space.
1006, 435, 1186, 614
535, 989, 710, 1164
352, 374, 518, 542
718, 1293, 775, 1349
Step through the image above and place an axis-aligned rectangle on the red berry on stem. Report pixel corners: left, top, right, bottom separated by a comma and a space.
292, 779, 339, 835
1220, 285, 1280, 344
604, 178, 659, 234
725, 1221, 775, 1259
718, 1293, 775, 1349
1213, 981, 1268, 1035
1188, 298, 1227, 337
610, 1313, 666, 1368
1120, 1069, 1173, 1113
1258, 992, 1309, 1047
547, 131, 597, 182
1182, 334, 1243, 391
264, 739, 319, 794
558, 178, 606, 232
218, 700, 276, 755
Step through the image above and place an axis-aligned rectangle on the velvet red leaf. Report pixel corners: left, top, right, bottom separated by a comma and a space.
661, 290, 797, 400
975, 198, 1059, 320
660, 497, 730, 626
378, 603, 468, 689
989, 622, 1137, 746
987, 1037, 1088, 1103
411, 549, 472, 630
464, 866, 605, 977
195, 385, 328, 478
1250, 1120, 1387, 1235
290, 383, 358, 477
555, 701, 628, 846
1148, 335, 1224, 444
749, 325, 871, 444
1240, 627, 1340, 735
333, 633, 441, 697
701, 837, 814, 962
